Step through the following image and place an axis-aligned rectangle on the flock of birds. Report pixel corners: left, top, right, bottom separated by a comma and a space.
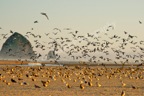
0, 65, 144, 95
0, 12, 144, 65
0, 12, 144, 95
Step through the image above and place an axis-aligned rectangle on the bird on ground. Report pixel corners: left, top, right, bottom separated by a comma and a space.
121, 80, 126, 87
96, 82, 101, 87
34, 84, 41, 88
32, 78, 36, 81
66, 83, 71, 88
41, 12, 49, 20
88, 81, 93, 86
121, 90, 125, 96
11, 78, 17, 83
6, 82, 11, 85
3, 80, 7, 83
131, 85, 137, 89
137, 63, 143, 67
80, 83, 85, 89
41, 80, 49, 87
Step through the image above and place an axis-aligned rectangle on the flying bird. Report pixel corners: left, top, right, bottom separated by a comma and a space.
45, 33, 49, 36
64, 28, 71, 30
41, 12, 49, 20
124, 31, 127, 34
108, 25, 114, 30
53, 28, 61, 32
139, 21, 142, 24
10, 30, 13, 33
34, 21, 38, 23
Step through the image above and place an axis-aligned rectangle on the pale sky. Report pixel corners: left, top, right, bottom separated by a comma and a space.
0, 0, 144, 33
0, 0, 144, 62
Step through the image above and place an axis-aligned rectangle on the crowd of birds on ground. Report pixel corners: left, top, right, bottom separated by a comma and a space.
0, 65, 144, 95
0, 13, 144, 66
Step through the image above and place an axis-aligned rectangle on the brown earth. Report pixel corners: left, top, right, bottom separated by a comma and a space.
0, 64, 144, 96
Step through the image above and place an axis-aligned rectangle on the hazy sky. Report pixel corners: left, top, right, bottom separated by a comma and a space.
0, 0, 144, 33
0, 0, 144, 61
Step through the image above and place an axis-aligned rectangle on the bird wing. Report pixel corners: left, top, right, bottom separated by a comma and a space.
41, 12, 49, 20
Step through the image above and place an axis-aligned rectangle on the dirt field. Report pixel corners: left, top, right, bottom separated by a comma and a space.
0, 65, 144, 96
